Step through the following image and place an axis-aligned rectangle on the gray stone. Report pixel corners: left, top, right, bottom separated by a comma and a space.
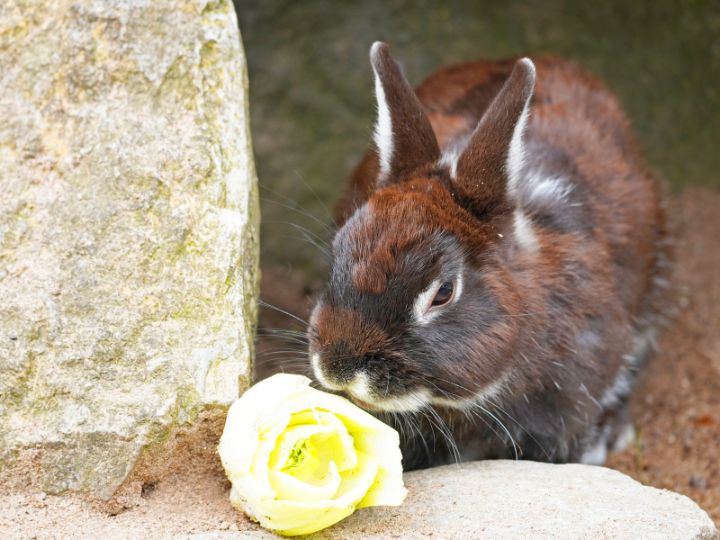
0, 0, 259, 499
193, 461, 718, 539
310, 461, 719, 539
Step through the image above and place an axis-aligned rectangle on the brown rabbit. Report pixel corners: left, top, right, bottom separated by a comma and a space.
307, 42, 671, 468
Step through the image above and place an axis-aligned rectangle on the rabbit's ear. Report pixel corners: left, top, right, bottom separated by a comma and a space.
453, 58, 536, 216
370, 42, 440, 187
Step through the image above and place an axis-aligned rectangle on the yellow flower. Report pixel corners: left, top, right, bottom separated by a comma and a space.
218, 373, 407, 536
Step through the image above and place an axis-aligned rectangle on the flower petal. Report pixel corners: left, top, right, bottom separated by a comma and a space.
334, 450, 380, 504
252, 498, 356, 537
269, 460, 342, 503
219, 374, 407, 536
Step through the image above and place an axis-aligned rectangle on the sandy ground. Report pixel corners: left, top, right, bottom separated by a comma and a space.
1, 188, 718, 538
606, 187, 720, 523
0, 471, 252, 540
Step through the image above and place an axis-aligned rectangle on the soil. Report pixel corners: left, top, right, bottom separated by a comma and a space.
1, 188, 718, 537
605, 188, 720, 523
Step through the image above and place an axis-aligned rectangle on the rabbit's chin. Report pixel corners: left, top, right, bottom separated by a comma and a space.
356, 373, 513, 414
346, 387, 433, 413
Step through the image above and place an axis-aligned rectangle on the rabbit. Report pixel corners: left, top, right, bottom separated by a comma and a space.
307, 42, 671, 469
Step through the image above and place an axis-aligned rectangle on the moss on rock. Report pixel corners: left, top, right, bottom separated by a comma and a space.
0, 0, 258, 500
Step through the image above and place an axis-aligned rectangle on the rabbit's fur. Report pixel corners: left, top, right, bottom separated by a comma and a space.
308, 43, 671, 468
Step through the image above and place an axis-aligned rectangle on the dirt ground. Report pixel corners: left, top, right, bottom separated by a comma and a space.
1, 188, 718, 538
605, 188, 720, 523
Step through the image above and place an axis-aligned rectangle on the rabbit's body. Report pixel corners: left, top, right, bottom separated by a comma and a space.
309, 46, 670, 468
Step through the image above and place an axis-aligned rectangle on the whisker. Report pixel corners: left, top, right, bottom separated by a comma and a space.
256, 338, 307, 347
263, 220, 330, 247
259, 300, 309, 326
257, 335, 309, 347
254, 351, 309, 361
259, 194, 335, 235
462, 405, 506, 446
424, 405, 461, 465
265, 219, 332, 259
484, 396, 551, 460
424, 373, 525, 460
257, 328, 309, 341
407, 411, 431, 460
475, 403, 519, 460
260, 327, 307, 336
292, 169, 336, 224
277, 233, 331, 260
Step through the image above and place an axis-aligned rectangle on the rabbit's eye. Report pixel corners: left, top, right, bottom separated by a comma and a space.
414, 276, 462, 324
431, 281, 454, 307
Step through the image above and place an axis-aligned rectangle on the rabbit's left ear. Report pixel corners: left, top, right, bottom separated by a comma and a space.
453, 58, 536, 216
370, 42, 440, 187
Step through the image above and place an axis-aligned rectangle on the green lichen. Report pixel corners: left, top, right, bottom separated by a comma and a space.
155, 55, 198, 111
0, 200, 33, 254
202, 0, 230, 17
0, 0, 259, 500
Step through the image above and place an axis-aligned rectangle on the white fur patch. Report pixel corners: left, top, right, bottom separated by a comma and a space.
599, 329, 655, 410
431, 373, 508, 410
612, 424, 636, 452
371, 389, 432, 413
437, 145, 462, 179
413, 279, 442, 325
513, 209, 538, 252
455, 271, 464, 305
412, 272, 463, 325
575, 327, 602, 351
347, 371, 372, 401
579, 437, 608, 465
371, 50, 393, 181
526, 174, 572, 204
311, 353, 343, 391
506, 58, 535, 196
348, 372, 431, 412
313, 357, 430, 413
600, 366, 633, 409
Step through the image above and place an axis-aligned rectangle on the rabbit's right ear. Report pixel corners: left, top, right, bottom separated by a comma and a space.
452, 58, 536, 217
370, 42, 440, 187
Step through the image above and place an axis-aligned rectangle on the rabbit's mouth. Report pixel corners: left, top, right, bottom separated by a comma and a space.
312, 352, 432, 412
348, 395, 380, 411
345, 377, 432, 413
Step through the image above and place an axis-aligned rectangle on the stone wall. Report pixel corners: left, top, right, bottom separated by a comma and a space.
0, 0, 258, 500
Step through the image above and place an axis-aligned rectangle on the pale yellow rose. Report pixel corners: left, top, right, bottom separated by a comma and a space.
218, 373, 407, 536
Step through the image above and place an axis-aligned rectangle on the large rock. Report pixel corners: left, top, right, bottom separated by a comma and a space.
187, 461, 717, 539
305, 461, 719, 539
0, 461, 715, 538
0, 0, 259, 499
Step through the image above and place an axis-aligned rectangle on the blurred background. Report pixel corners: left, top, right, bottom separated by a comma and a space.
234, 0, 720, 521
235, 0, 719, 282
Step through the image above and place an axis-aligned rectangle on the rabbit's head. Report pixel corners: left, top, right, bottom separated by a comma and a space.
309, 43, 536, 412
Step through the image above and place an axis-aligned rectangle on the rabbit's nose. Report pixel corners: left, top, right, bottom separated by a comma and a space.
310, 340, 370, 389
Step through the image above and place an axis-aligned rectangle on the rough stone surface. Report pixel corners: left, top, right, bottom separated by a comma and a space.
213, 461, 718, 540
0, 461, 717, 538
302, 461, 719, 540
0, 0, 259, 499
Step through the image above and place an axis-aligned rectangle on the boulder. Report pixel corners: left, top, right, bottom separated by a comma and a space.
185, 461, 719, 539
0, 461, 716, 538
301, 461, 718, 539
0, 0, 258, 499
